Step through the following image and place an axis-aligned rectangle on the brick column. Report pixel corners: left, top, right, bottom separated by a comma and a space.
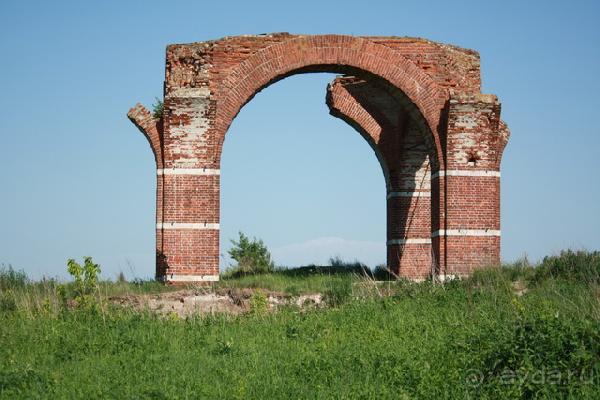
384, 121, 432, 279
157, 170, 220, 282
438, 94, 510, 276
156, 88, 220, 283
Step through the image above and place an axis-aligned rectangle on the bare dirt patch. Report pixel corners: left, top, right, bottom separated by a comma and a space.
108, 288, 323, 317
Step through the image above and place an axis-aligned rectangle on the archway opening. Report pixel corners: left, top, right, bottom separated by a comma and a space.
220, 73, 387, 271
220, 70, 436, 278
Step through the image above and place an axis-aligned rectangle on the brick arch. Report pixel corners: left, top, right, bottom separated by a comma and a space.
325, 79, 392, 191
213, 35, 448, 168
128, 34, 509, 283
325, 75, 437, 167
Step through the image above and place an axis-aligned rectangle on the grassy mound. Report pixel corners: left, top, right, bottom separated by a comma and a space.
1, 251, 598, 398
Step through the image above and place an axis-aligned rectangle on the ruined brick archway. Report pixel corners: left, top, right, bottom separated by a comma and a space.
128, 33, 510, 283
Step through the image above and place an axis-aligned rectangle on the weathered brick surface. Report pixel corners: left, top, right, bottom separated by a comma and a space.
127, 104, 163, 168
445, 236, 500, 275
388, 243, 433, 279
160, 230, 220, 274
161, 175, 220, 223
128, 33, 509, 283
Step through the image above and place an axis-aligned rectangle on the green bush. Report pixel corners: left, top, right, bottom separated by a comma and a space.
249, 290, 269, 314
469, 309, 599, 397
532, 250, 600, 285
152, 97, 164, 119
227, 232, 274, 276
64, 257, 101, 309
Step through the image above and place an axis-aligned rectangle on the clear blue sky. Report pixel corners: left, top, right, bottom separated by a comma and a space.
1, 0, 599, 280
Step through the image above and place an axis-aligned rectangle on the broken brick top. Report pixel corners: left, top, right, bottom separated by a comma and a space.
157, 34, 507, 171
165, 33, 481, 95
163, 34, 485, 168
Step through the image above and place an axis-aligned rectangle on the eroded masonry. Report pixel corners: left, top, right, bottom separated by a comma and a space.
128, 33, 509, 284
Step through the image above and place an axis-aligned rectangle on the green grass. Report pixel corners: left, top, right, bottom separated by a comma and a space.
1, 251, 599, 399
217, 270, 358, 297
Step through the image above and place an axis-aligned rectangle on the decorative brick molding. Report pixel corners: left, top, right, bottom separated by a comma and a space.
128, 33, 509, 283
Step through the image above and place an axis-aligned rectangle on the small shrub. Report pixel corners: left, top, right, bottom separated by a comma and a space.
228, 232, 274, 276
65, 257, 101, 309
249, 290, 269, 314
533, 250, 600, 285
152, 97, 164, 119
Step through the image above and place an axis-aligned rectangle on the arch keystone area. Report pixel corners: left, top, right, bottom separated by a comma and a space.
129, 33, 509, 283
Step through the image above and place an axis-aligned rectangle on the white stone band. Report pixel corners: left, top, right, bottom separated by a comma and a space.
168, 87, 211, 98
432, 229, 500, 237
157, 222, 220, 230
387, 191, 431, 199
163, 274, 219, 282
387, 238, 432, 245
157, 168, 220, 176
432, 170, 500, 179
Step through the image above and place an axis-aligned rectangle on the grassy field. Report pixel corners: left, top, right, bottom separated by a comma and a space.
1, 251, 599, 399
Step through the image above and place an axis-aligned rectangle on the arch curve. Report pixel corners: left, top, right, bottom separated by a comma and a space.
213, 35, 448, 168
325, 78, 392, 191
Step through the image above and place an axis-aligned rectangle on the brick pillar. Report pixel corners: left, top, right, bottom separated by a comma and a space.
154, 88, 220, 283
384, 120, 432, 279
438, 94, 510, 277
158, 172, 220, 282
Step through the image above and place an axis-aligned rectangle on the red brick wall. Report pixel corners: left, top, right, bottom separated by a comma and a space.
128, 34, 509, 283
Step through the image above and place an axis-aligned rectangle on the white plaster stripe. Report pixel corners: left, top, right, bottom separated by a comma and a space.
432, 229, 500, 237
387, 238, 432, 245
432, 170, 500, 179
386, 191, 431, 199
157, 168, 220, 176
168, 87, 211, 98
157, 222, 220, 230
164, 274, 219, 282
